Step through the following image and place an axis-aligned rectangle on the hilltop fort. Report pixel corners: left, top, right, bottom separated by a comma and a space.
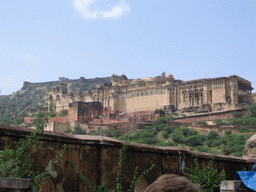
49, 72, 254, 115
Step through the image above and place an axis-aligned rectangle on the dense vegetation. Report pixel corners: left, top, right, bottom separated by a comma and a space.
93, 104, 256, 157
114, 122, 251, 157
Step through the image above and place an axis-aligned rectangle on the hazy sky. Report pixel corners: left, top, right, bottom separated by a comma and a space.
1, 0, 255, 95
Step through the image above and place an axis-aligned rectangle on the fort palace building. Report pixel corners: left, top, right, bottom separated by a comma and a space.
49, 72, 254, 116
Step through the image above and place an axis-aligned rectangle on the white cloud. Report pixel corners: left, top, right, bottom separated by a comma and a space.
102, 1, 130, 19
73, 0, 130, 20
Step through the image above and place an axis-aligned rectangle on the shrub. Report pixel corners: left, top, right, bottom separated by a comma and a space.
131, 129, 157, 140
239, 126, 251, 133
222, 134, 247, 155
100, 129, 113, 137
153, 116, 173, 128
246, 102, 256, 117
181, 127, 189, 137
112, 130, 122, 138
12, 116, 24, 126
213, 119, 227, 126
196, 146, 211, 153
72, 126, 87, 135
195, 121, 207, 125
206, 131, 219, 140
205, 139, 223, 147
137, 137, 159, 145
181, 128, 198, 137
224, 130, 232, 135
232, 112, 243, 118
226, 117, 244, 125
181, 124, 189, 128
144, 126, 153, 130
184, 158, 226, 192
187, 128, 198, 136
233, 151, 243, 157
118, 134, 131, 141
36, 111, 46, 118
185, 135, 204, 147
155, 141, 177, 146
163, 126, 175, 134
171, 134, 184, 144
243, 117, 256, 125
161, 131, 170, 139
222, 146, 233, 155
49, 112, 57, 117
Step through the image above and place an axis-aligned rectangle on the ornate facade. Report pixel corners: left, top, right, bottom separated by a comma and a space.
49, 73, 253, 114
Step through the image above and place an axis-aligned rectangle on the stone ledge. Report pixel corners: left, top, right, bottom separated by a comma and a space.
0, 124, 255, 163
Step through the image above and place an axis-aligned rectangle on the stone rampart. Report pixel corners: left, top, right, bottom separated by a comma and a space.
173, 109, 246, 124
0, 124, 254, 192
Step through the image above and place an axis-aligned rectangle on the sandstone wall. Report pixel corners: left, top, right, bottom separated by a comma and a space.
0, 125, 254, 192
49, 116, 70, 124
24, 117, 37, 124
121, 89, 169, 113
173, 109, 246, 124
46, 121, 71, 132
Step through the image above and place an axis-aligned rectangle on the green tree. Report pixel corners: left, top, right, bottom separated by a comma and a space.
246, 103, 256, 117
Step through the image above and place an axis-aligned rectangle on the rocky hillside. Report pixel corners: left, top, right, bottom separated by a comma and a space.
0, 76, 112, 125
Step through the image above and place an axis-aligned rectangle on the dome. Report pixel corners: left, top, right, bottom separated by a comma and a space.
140, 77, 151, 82
131, 79, 139, 83
166, 74, 174, 79
243, 133, 256, 159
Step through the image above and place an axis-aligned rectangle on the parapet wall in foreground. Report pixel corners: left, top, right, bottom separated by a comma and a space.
0, 124, 254, 192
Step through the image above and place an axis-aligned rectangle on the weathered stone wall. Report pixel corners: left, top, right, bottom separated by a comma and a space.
173, 109, 246, 124
49, 116, 70, 124
121, 89, 169, 113
24, 117, 37, 124
46, 121, 71, 132
0, 124, 254, 192
69, 102, 103, 122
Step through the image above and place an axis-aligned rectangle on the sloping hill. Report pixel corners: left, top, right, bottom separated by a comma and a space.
0, 76, 112, 125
